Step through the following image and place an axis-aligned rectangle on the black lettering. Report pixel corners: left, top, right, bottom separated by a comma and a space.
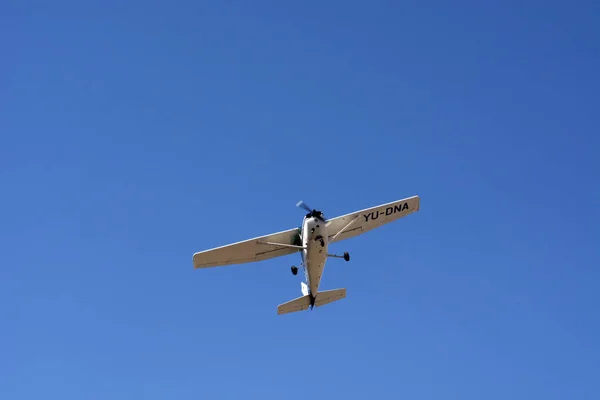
365, 203, 409, 223
393, 203, 409, 213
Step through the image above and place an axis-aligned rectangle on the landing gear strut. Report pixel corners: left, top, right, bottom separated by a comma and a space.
291, 266, 298, 275
327, 252, 351, 262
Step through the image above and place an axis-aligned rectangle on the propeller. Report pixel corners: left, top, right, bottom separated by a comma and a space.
296, 200, 326, 221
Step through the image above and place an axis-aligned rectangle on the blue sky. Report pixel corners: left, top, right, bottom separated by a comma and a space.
2, 1, 599, 398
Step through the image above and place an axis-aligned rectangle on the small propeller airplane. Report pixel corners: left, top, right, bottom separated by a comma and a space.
192, 195, 420, 315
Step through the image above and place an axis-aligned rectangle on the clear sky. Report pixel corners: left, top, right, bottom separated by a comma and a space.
2, 1, 599, 399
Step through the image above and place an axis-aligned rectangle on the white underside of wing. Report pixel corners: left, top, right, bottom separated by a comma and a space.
325, 195, 420, 243
192, 195, 419, 269
193, 227, 301, 269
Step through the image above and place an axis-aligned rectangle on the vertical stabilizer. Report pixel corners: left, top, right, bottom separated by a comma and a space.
301, 282, 309, 296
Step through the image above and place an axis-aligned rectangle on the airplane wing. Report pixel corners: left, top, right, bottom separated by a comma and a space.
193, 227, 302, 269
325, 195, 420, 243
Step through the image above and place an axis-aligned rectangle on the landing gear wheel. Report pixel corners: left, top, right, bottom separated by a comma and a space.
291, 266, 298, 275
343, 252, 350, 262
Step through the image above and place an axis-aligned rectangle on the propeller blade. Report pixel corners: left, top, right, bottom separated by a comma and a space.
296, 200, 312, 213
297, 200, 326, 221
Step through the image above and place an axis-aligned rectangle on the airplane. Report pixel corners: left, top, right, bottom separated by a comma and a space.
192, 195, 420, 315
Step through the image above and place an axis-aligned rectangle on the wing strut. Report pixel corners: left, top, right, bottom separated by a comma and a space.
329, 215, 360, 244
257, 241, 306, 250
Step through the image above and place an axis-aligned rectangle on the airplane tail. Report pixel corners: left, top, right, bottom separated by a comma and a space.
277, 288, 346, 315
301, 282, 309, 296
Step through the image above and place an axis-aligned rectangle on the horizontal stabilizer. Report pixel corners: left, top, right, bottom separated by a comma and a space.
277, 288, 346, 315
315, 288, 346, 308
277, 295, 311, 315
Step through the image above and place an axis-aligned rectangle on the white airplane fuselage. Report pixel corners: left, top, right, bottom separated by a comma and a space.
300, 215, 329, 303
192, 195, 421, 315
